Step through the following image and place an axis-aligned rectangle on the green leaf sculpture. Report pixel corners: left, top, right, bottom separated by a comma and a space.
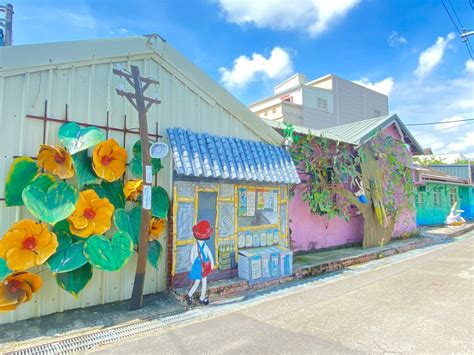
31, 173, 56, 191
58, 122, 105, 155
113, 207, 141, 246
129, 140, 163, 178
88, 180, 125, 210
5, 156, 38, 206
83, 231, 134, 272
72, 150, 100, 188
147, 240, 162, 269
151, 186, 170, 219
47, 229, 87, 273
22, 181, 79, 225
0, 258, 12, 281
55, 263, 93, 298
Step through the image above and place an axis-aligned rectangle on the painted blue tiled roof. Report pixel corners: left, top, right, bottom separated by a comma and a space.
167, 128, 300, 184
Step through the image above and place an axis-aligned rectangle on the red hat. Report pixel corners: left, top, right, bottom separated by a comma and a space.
192, 220, 213, 240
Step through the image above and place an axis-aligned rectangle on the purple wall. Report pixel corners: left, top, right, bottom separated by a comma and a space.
289, 124, 416, 252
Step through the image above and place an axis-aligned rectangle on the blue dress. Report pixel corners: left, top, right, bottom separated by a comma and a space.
189, 242, 209, 280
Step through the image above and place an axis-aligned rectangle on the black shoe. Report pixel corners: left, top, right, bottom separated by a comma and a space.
185, 294, 192, 306
199, 298, 209, 306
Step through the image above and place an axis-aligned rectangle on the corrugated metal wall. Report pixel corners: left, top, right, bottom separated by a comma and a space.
0, 54, 262, 324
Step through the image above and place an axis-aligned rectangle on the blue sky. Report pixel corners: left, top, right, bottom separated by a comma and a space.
8, 0, 474, 156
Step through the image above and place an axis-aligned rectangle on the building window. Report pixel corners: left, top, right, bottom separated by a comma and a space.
264, 111, 268, 116
272, 107, 276, 113
433, 188, 441, 207
373, 109, 382, 117
280, 95, 293, 103
317, 97, 328, 111
450, 187, 457, 206
416, 192, 424, 207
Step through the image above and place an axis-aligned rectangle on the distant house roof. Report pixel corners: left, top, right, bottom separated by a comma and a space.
167, 128, 300, 184
429, 164, 473, 184
414, 165, 470, 185
266, 114, 424, 154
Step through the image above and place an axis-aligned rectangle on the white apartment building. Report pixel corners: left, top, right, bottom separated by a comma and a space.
249, 73, 389, 130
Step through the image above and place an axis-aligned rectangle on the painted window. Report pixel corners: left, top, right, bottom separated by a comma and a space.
317, 97, 328, 111
450, 187, 458, 206
416, 192, 424, 207
433, 188, 441, 207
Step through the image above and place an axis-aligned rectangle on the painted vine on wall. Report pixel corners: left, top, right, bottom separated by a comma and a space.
0, 122, 170, 312
284, 123, 415, 248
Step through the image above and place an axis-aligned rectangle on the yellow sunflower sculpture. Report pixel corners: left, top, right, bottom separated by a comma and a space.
92, 139, 127, 182
0, 220, 58, 271
67, 189, 115, 238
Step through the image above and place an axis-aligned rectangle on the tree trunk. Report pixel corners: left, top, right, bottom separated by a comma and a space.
361, 208, 391, 248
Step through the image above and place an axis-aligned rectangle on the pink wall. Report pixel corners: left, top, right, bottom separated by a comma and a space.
289, 124, 417, 252
289, 187, 364, 251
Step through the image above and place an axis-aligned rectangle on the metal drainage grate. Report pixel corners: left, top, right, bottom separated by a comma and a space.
7, 309, 204, 355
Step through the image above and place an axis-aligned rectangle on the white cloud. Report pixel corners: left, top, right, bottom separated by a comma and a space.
465, 59, 474, 73
387, 31, 407, 47
447, 131, 474, 152
414, 33, 455, 79
353, 77, 394, 95
216, 0, 359, 37
219, 47, 294, 89
415, 133, 445, 152
434, 115, 467, 132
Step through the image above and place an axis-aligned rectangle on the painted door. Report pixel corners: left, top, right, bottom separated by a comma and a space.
197, 191, 217, 261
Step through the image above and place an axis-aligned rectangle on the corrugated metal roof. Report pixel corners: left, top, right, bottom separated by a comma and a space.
265, 114, 424, 154
167, 128, 300, 184
429, 164, 472, 184
415, 165, 470, 185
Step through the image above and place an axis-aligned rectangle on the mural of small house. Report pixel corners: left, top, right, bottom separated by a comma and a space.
413, 166, 471, 225
0, 35, 297, 324
267, 114, 424, 251
428, 164, 473, 220
167, 128, 299, 288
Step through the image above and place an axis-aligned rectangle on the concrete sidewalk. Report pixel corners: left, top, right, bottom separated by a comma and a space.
1, 224, 472, 353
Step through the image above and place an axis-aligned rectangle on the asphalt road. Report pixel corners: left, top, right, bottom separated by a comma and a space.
94, 233, 474, 354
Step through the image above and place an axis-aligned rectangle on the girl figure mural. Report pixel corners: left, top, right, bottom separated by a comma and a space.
185, 220, 215, 306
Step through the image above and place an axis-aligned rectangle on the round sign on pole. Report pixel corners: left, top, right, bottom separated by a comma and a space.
150, 142, 169, 159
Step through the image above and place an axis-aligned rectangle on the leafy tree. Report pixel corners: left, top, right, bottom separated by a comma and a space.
285, 123, 415, 248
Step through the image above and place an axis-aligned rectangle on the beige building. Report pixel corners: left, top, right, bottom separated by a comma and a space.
249, 73, 389, 129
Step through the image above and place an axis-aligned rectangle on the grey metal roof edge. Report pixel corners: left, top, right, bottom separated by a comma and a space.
388, 114, 424, 155
0, 35, 283, 146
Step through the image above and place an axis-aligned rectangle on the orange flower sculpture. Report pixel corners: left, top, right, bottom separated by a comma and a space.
92, 139, 127, 182
68, 189, 115, 238
0, 272, 42, 312
37, 145, 74, 179
124, 179, 143, 201
0, 220, 58, 271
148, 218, 165, 241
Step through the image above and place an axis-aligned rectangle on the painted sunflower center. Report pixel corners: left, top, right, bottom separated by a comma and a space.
54, 153, 66, 164
101, 155, 113, 166
22, 236, 37, 251
8, 280, 22, 293
83, 208, 96, 220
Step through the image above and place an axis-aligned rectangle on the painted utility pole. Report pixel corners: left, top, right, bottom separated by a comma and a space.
0, 3, 13, 46
113, 65, 161, 310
